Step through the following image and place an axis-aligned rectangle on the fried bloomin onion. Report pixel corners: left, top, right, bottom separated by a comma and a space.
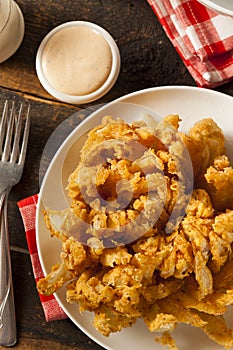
37, 115, 233, 349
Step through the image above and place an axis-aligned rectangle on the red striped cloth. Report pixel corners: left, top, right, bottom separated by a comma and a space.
147, 0, 233, 88
18, 195, 67, 321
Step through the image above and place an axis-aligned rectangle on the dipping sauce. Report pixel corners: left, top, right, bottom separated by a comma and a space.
41, 26, 113, 96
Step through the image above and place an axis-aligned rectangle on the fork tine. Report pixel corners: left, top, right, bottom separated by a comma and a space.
0, 101, 8, 158
18, 105, 30, 165
2, 102, 15, 162
10, 103, 23, 163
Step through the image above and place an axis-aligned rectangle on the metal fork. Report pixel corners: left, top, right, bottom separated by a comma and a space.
0, 101, 30, 347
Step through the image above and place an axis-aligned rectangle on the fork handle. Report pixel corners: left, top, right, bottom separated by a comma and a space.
0, 193, 17, 347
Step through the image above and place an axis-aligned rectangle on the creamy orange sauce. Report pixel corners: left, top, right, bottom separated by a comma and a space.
42, 26, 112, 96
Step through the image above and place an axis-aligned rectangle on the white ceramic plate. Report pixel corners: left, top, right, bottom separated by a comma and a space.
197, 0, 233, 16
36, 86, 233, 350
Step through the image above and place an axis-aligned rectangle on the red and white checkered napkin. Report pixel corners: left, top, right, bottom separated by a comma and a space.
17, 195, 67, 321
147, 0, 233, 88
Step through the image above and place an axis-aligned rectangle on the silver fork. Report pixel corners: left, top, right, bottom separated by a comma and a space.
0, 101, 30, 347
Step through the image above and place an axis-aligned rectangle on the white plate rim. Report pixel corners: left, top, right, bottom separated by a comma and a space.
197, 0, 233, 16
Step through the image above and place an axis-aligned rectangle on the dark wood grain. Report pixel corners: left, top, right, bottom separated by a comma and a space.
0, 0, 233, 349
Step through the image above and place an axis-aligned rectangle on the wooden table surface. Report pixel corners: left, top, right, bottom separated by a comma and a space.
0, 1, 233, 349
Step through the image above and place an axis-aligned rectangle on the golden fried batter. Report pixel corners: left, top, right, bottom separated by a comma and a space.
201, 155, 233, 210
37, 115, 233, 349
181, 118, 225, 180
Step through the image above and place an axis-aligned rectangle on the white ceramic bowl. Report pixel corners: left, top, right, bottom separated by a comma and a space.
197, 0, 233, 16
36, 21, 121, 104
0, 0, 24, 63
37, 86, 233, 350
